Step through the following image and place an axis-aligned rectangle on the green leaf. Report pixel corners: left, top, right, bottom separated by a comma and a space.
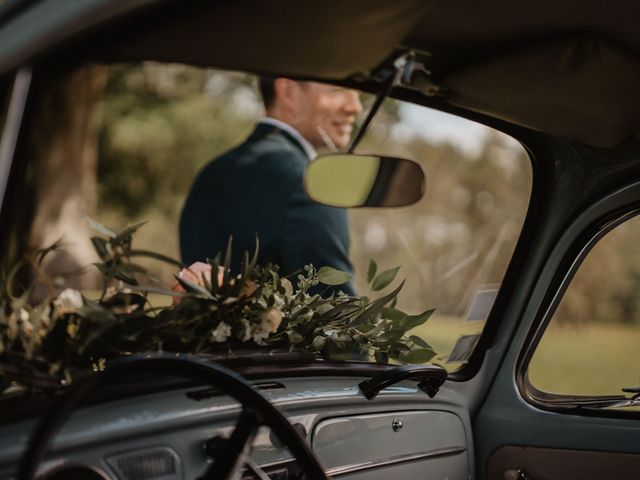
409, 335, 431, 348
398, 308, 435, 331
250, 235, 260, 269
376, 330, 404, 344
222, 236, 233, 293
129, 284, 186, 297
173, 274, 215, 299
207, 254, 220, 295
399, 347, 436, 364
91, 237, 110, 260
371, 266, 401, 291
352, 281, 404, 327
374, 351, 389, 364
114, 221, 148, 242
381, 307, 406, 322
287, 330, 304, 344
113, 271, 139, 286
366, 259, 377, 284
317, 266, 353, 286
391, 342, 411, 352
321, 301, 363, 321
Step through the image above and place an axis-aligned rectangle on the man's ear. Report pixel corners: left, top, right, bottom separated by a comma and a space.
273, 78, 298, 113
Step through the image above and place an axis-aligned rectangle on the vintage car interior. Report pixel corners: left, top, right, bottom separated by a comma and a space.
0, 1, 640, 480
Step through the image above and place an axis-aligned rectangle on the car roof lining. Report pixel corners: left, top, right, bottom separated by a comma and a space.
15, 0, 640, 149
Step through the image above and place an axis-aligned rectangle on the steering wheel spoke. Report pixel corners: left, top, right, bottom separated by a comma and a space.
203, 408, 260, 480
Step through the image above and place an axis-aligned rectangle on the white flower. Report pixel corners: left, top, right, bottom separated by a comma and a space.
251, 326, 270, 344
239, 319, 252, 342
210, 322, 232, 343
281, 278, 294, 299
272, 292, 285, 308
260, 308, 282, 333
19, 308, 33, 335
54, 288, 83, 314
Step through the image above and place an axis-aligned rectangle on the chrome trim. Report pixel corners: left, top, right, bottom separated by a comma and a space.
0, 66, 31, 214
325, 446, 467, 477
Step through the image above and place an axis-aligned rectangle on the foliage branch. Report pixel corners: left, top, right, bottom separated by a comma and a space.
0, 222, 435, 390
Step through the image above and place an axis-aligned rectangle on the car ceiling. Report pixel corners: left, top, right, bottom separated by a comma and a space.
5, 0, 640, 148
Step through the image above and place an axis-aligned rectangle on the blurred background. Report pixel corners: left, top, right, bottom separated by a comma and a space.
20, 63, 640, 381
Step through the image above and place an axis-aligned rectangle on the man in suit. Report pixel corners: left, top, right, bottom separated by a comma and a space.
179, 78, 362, 294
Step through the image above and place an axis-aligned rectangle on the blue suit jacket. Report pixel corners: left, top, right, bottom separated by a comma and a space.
179, 123, 355, 295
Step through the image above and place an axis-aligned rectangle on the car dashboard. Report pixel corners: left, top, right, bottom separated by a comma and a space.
0, 376, 472, 480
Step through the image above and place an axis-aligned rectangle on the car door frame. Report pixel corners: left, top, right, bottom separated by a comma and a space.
472, 136, 640, 479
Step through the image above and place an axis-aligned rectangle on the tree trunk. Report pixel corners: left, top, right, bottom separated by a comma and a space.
29, 65, 107, 291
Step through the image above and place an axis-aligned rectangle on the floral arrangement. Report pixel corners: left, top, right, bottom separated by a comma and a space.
0, 222, 435, 390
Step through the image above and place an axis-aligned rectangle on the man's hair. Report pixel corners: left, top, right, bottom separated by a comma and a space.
258, 76, 276, 109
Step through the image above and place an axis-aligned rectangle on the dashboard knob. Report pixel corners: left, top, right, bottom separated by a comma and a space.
391, 418, 403, 432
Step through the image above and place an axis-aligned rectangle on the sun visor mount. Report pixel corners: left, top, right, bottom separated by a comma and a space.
443, 37, 640, 148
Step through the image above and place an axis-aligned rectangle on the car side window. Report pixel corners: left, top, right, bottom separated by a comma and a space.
528, 215, 640, 401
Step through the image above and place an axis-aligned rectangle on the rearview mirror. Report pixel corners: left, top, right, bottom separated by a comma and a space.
304, 154, 425, 208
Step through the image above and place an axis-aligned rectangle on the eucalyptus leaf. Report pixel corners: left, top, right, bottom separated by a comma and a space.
399, 347, 436, 364
114, 271, 139, 286
398, 308, 435, 331
371, 266, 401, 291
352, 281, 404, 326
222, 236, 232, 293
129, 284, 187, 297
366, 259, 377, 284
208, 254, 220, 295
317, 266, 352, 286
381, 307, 406, 322
173, 274, 215, 299
114, 221, 148, 243
91, 237, 110, 260
374, 351, 388, 364
409, 335, 431, 348
250, 235, 260, 269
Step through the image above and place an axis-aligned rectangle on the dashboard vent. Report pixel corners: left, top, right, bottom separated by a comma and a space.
107, 447, 181, 480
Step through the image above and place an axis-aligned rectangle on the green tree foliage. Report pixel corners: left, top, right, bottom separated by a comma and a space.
96, 64, 260, 217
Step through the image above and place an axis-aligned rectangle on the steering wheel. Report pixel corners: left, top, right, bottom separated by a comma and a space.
18, 354, 330, 480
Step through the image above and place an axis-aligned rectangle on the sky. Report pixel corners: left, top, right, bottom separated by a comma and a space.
400, 103, 493, 157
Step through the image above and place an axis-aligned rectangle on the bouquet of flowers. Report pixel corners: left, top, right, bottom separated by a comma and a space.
0, 221, 436, 390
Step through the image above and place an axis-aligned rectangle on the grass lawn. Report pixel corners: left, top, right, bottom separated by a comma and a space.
528, 322, 640, 396
412, 317, 640, 399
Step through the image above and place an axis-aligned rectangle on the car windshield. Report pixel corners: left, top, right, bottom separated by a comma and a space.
0, 63, 531, 392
